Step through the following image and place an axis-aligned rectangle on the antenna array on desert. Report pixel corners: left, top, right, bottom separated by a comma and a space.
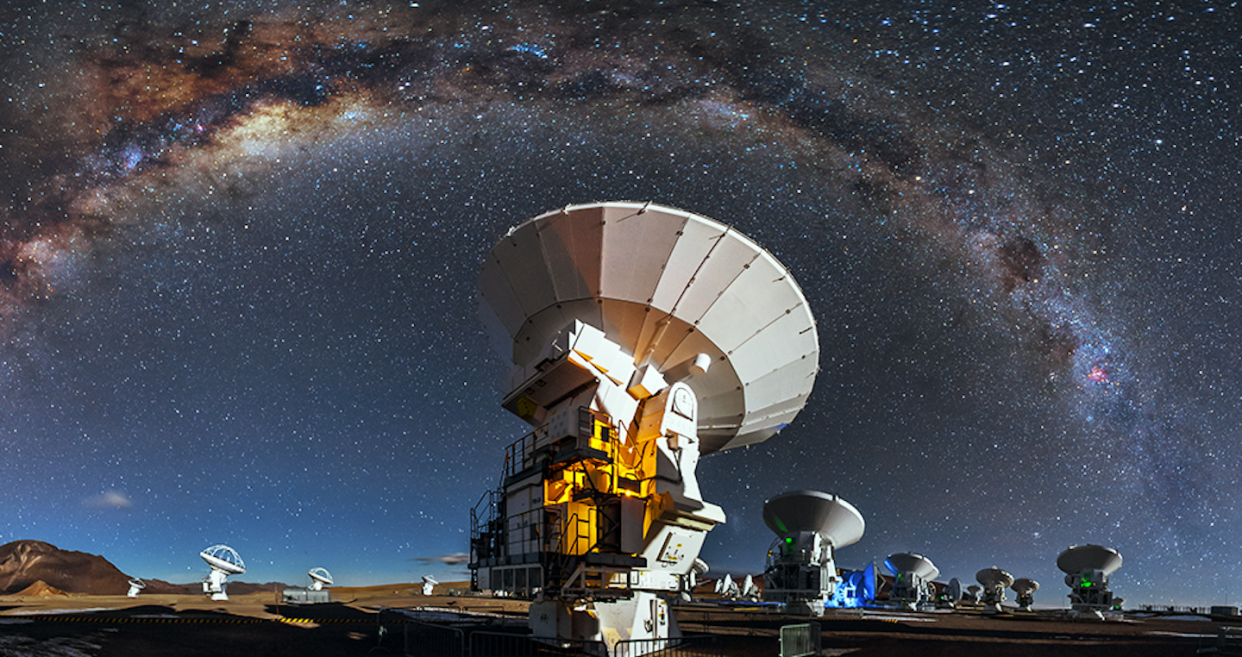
200, 545, 245, 601
1057, 544, 1123, 617
467, 201, 819, 654
761, 490, 865, 616
884, 552, 939, 611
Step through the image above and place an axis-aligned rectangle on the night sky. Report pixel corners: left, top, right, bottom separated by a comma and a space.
1, 0, 1239, 606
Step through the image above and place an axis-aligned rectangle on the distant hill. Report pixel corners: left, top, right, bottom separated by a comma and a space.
0, 540, 131, 595
13, 580, 69, 597
0, 540, 289, 597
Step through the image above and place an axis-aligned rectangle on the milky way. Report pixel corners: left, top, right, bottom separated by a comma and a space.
2, 0, 1240, 603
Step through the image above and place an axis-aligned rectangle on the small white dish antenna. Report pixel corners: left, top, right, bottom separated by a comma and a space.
1011, 577, 1039, 611
127, 578, 146, 598
681, 557, 711, 601
307, 568, 333, 591
715, 573, 739, 599
976, 567, 1013, 613
421, 575, 438, 596
200, 544, 245, 601
740, 574, 760, 601
966, 584, 982, 603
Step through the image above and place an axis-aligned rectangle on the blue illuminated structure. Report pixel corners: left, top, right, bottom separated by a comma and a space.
826, 563, 877, 608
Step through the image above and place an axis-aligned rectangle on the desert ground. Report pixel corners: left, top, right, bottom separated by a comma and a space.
1, 585, 1238, 656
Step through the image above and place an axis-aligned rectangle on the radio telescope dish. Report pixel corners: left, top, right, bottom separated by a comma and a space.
976, 567, 1013, 589
200, 545, 245, 601
477, 201, 819, 455
947, 578, 962, 602
763, 491, 864, 615
884, 553, 939, 610
762, 491, 865, 548
201, 545, 246, 575
1011, 578, 1039, 595
1012, 577, 1039, 611
421, 575, 438, 596
1058, 545, 1123, 615
1057, 545, 1123, 575
884, 553, 940, 582
307, 568, 333, 591
126, 578, 146, 598
976, 567, 1013, 614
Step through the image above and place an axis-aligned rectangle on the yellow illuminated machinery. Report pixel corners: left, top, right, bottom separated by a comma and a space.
469, 202, 820, 653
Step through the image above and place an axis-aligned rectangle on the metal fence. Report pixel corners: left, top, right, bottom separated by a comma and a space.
614, 636, 723, 657
469, 631, 602, 656
403, 619, 466, 657
778, 622, 821, 657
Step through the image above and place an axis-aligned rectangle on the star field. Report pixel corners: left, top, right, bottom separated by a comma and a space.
1, 0, 1240, 605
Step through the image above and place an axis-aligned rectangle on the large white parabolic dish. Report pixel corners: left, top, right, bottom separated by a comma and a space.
884, 552, 940, 581
1056, 544, 1123, 575
477, 201, 819, 455
200, 545, 246, 575
762, 490, 865, 548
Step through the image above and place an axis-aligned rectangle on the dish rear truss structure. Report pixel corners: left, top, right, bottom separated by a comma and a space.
469, 202, 819, 654
200, 545, 245, 601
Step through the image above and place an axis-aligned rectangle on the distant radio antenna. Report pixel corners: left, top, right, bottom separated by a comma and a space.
975, 567, 1014, 614
126, 578, 146, 598
200, 545, 245, 601
1057, 544, 1123, 618
1011, 577, 1040, 612
308, 568, 334, 591
421, 575, 439, 596
762, 490, 865, 616
884, 553, 939, 611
